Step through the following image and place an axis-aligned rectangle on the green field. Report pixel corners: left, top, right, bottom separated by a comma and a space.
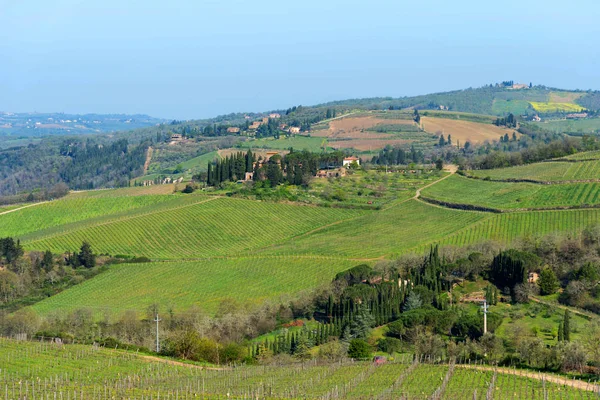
31, 257, 360, 316
492, 99, 532, 115
0, 338, 594, 399
0, 193, 178, 238
433, 208, 600, 251
256, 200, 487, 259
531, 118, 600, 134
563, 150, 600, 160
237, 135, 328, 152
421, 175, 600, 210
469, 160, 600, 182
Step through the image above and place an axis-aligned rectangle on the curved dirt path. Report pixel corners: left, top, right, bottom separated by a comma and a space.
414, 165, 457, 200
138, 354, 229, 370
458, 364, 598, 392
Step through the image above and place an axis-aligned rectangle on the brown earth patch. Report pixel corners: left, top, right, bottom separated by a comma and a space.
313, 116, 415, 139
549, 91, 584, 104
218, 148, 289, 159
420, 117, 518, 144
329, 138, 412, 151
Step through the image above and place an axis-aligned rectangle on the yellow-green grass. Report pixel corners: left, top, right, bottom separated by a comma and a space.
421, 174, 600, 210
530, 102, 585, 113
563, 150, 600, 160
24, 197, 365, 259
470, 160, 600, 182
256, 200, 487, 259
31, 256, 360, 316
0, 194, 180, 238
492, 99, 533, 115
392, 364, 448, 398
1, 338, 594, 398
532, 118, 600, 134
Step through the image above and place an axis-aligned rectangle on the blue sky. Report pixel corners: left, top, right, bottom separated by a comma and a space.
1, 0, 599, 119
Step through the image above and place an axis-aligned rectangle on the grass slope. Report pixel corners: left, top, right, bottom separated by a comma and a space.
257, 200, 487, 259
421, 174, 600, 210
470, 160, 600, 182
0, 194, 178, 238
31, 257, 359, 316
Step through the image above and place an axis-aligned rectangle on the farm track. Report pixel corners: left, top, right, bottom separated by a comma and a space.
530, 296, 597, 321
0, 201, 48, 216
137, 354, 229, 371
143, 146, 153, 174
457, 364, 599, 392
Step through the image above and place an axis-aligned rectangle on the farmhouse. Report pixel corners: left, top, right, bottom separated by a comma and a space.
528, 272, 539, 284
510, 83, 529, 90
316, 168, 346, 178
269, 113, 281, 119
288, 126, 300, 134
248, 121, 262, 130
262, 117, 269, 124
226, 127, 240, 134
343, 156, 360, 167
566, 113, 588, 119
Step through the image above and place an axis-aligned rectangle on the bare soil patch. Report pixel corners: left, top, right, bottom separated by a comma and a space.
329, 138, 412, 151
420, 117, 517, 144
313, 116, 414, 139
218, 148, 289, 159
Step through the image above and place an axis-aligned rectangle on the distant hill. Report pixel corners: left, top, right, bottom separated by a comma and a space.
0, 112, 165, 137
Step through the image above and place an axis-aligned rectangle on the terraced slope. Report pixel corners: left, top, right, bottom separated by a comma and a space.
421, 174, 600, 210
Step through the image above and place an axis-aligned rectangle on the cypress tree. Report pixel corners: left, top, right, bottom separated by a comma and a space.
563, 310, 571, 341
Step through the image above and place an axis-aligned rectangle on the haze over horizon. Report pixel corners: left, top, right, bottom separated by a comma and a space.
2, 0, 599, 120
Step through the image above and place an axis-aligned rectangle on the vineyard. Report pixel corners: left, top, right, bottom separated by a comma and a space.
469, 160, 600, 182
0, 338, 596, 399
31, 257, 360, 316
23, 197, 364, 259
421, 175, 600, 211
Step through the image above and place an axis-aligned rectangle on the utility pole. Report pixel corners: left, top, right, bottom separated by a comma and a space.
481, 300, 488, 334
154, 313, 161, 353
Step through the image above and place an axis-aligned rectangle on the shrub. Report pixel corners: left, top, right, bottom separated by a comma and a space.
347, 339, 371, 359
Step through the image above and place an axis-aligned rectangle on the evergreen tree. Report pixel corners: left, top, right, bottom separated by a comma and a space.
403, 291, 422, 312
558, 321, 564, 342
538, 267, 559, 295
77, 241, 95, 269
41, 250, 54, 272
438, 135, 445, 147
563, 309, 571, 342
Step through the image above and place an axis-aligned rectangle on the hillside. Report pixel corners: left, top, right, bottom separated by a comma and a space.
7, 152, 600, 317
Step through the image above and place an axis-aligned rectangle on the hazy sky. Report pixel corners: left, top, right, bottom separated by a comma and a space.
2, 0, 599, 119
